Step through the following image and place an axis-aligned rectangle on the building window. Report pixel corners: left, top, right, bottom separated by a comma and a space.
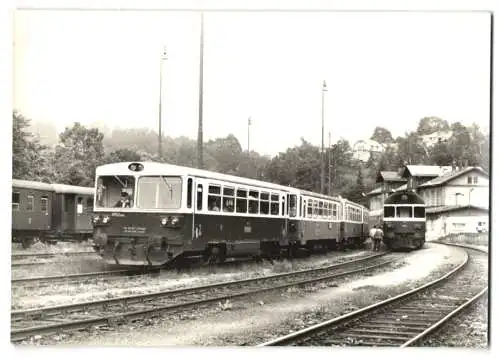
12, 192, 20, 211
467, 176, 472, 184
473, 176, 478, 184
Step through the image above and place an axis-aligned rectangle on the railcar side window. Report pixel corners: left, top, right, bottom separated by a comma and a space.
197, 184, 203, 211
187, 178, 193, 209
319, 202, 324, 217
223, 186, 235, 213
307, 199, 313, 218
271, 194, 279, 215
96, 175, 136, 208
333, 203, 337, 220
208, 184, 222, 212
12, 192, 20, 211
249, 190, 259, 214
26, 195, 34, 212
414, 206, 425, 218
236, 188, 247, 213
41, 196, 49, 213
289, 195, 297, 217
313, 200, 319, 217
260, 192, 270, 214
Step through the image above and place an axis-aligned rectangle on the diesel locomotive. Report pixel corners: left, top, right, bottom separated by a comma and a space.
382, 189, 426, 250
90, 162, 369, 266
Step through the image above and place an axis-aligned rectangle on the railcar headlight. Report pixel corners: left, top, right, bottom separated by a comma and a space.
102, 216, 110, 224
92, 215, 101, 224
171, 216, 180, 225
161, 217, 168, 226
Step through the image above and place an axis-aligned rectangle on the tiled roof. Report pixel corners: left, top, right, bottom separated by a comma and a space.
426, 205, 489, 215
365, 186, 383, 197
402, 165, 452, 178
376, 171, 406, 183
418, 167, 488, 188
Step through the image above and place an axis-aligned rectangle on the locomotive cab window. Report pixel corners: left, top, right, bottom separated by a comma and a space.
414, 207, 426, 218
136, 176, 182, 209
12, 192, 20, 211
396, 206, 412, 218
384, 206, 395, 218
96, 175, 136, 209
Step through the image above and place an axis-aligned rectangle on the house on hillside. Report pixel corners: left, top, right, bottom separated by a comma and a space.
401, 165, 452, 189
352, 139, 386, 162
420, 130, 453, 147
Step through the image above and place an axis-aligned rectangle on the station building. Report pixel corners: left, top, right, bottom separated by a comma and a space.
366, 165, 489, 240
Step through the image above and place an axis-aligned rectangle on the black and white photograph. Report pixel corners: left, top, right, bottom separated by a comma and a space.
6, 1, 494, 350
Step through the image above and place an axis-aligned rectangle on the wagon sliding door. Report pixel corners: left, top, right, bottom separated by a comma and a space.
75, 195, 92, 232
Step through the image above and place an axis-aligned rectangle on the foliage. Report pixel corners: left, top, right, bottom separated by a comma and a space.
370, 126, 393, 143
12, 110, 490, 207
416, 116, 450, 135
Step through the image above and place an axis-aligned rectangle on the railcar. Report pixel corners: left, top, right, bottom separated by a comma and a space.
11, 179, 95, 246
90, 162, 369, 266
382, 190, 426, 250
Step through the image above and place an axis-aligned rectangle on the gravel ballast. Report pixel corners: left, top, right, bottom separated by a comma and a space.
29, 242, 487, 347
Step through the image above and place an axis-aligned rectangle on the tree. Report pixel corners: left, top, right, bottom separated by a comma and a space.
370, 126, 393, 144
12, 111, 52, 182
105, 148, 143, 163
416, 116, 450, 135
54, 122, 105, 186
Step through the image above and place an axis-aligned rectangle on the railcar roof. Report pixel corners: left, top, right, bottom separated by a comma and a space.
96, 162, 298, 193
96, 162, 367, 209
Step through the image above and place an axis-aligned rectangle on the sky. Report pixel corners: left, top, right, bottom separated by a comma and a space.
13, 10, 491, 156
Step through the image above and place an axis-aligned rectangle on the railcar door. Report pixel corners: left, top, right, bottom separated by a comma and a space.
62, 194, 75, 232
193, 178, 204, 243
75, 195, 93, 232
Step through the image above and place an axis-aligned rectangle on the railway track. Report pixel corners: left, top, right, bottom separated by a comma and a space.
11, 268, 156, 289
11, 251, 398, 342
257, 244, 488, 347
11, 251, 96, 261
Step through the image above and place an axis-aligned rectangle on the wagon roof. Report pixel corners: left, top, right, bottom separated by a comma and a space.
12, 179, 54, 192
12, 179, 94, 195
51, 184, 94, 195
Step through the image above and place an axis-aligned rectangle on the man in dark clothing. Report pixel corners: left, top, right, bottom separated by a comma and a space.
373, 225, 384, 252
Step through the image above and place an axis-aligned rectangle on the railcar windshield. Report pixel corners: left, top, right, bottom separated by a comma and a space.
396, 206, 412, 218
96, 176, 135, 208
414, 206, 426, 218
384, 206, 395, 218
136, 176, 182, 209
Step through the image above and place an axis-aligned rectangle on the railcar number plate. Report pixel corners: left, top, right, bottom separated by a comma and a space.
123, 226, 147, 234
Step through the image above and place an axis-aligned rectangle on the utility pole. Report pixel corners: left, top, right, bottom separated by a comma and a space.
328, 132, 332, 196
320, 80, 327, 194
158, 46, 167, 160
197, 12, 205, 169
247, 117, 251, 154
